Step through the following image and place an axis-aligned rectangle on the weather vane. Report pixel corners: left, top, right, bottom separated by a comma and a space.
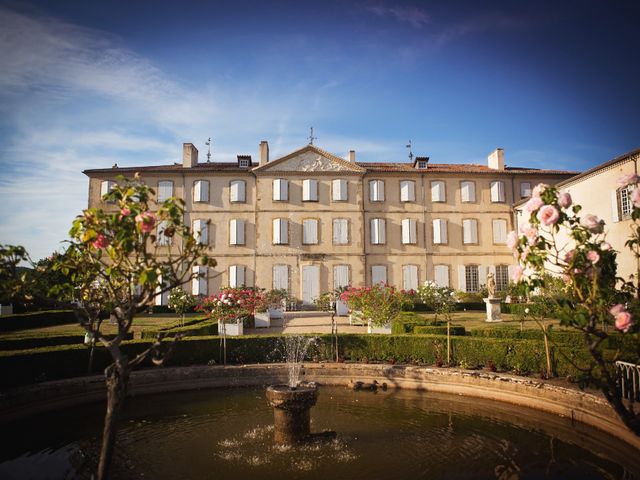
406, 140, 414, 162
308, 127, 317, 145
205, 137, 212, 162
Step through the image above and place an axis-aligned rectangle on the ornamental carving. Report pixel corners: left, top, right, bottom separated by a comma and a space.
273, 152, 356, 172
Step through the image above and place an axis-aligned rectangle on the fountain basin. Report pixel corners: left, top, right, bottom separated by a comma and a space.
266, 384, 318, 443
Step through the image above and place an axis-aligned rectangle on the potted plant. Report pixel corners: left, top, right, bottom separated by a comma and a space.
199, 290, 245, 336
341, 284, 415, 333
265, 288, 288, 320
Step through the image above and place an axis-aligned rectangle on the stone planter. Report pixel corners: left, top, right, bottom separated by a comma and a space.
367, 321, 392, 334
254, 312, 271, 328
335, 299, 349, 316
218, 319, 243, 336
268, 307, 284, 320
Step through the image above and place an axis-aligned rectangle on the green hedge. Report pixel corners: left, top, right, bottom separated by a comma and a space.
140, 318, 219, 339
0, 310, 77, 332
414, 326, 466, 336
3, 333, 632, 389
0, 332, 134, 351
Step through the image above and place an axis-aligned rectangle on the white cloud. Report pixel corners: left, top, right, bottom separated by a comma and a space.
365, 4, 431, 29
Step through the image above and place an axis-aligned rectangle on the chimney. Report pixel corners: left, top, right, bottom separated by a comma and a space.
488, 148, 504, 170
347, 150, 356, 162
259, 141, 269, 166
183, 143, 198, 168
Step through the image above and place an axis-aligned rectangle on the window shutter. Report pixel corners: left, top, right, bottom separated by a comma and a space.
371, 265, 387, 285
457, 265, 466, 292
431, 181, 445, 202
274, 219, 288, 244
371, 219, 385, 244
333, 219, 348, 244
192, 267, 207, 296
370, 180, 384, 201
273, 179, 288, 201
491, 181, 505, 202
157, 220, 171, 246
434, 265, 449, 287
158, 181, 173, 202
156, 274, 165, 305
463, 220, 471, 244
273, 219, 280, 244
461, 181, 475, 202
193, 219, 208, 245
229, 265, 245, 288
400, 181, 415, 202
230, 180, 245, 202
471, 219, 478, 243
520, 182, 531, 198
303, 219, 318, 244
402, 219, 416, 244
100, 180, 112, 197
611, 190, 620, 222
334, 265, 350, 289
402, 265, 418, 291
433, 219, 447, 244
194, 180, 209, 202
492, 219, 507, 244
303, 179, 318, 201
332, 179, 347, 201
478, 265, 487, 289
273, 265, 289, 290
230, 219, 244, 245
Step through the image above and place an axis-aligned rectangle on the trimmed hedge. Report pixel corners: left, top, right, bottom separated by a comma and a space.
0, 310, 77, 332
2, 333, 632, 389
414, 326, 466, 336
140, 319, 218, 339
0, 332, 134, 351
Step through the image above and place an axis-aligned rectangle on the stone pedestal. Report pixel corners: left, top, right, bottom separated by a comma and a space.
266, 384, 318, 443
483, 297, 502, 322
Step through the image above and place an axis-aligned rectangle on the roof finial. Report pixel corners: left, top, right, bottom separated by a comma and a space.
406, 140, 414, 162
205, 137, 212, 162
308, 127, 317, 145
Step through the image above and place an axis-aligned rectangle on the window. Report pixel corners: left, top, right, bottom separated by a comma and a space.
333, 265, 350, 289
273, 179, 288, 201
402, 265, 418, 291
273, 265, 289, 290
462, 219, 478, 244
191, 266, 207, 296
369, 180, 385, 202
193, 180, 209, 203
333, 219, 349, 245
614, 186, 632, 221
434, 265, 449, 287
400, 180, 416, 202
303, 219, 319, 244
465, 265, 479, 292
460, 181, 476, 203
370, 218, 386, 244
417, 160, 428, 169
371, 265, 387, 285
520, 182, 532, 199
431, 181, 445, 202
229, 265, 246, 288
490, 180, 505, 203
302, 179, 318, 201
332, 179, 348, 201
432, 219, 447, 244
192, 219, 208, 245
495, 265, 509, 291
158, 181, 173, 202
100, 180, 115, 198
401, 218, 417, 244
229, 219, 245, 245
230, 180, 246, 203
156, 220, 172, 246
492, 219, 508, 244
273, 218, 288, 244
239, 158, 250, 168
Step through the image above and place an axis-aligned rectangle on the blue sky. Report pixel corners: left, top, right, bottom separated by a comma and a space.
1, 0, 639, 260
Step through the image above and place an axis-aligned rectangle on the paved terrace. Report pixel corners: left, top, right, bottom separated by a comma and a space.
245, 312, 367, 335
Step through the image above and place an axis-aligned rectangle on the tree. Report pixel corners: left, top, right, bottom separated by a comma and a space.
418, 281, 457, 364
0, 244, 32, 309
509, 180, 638, 434
53, 176, 215, 478
340, 284, 415, 329
168, 287, 196, 326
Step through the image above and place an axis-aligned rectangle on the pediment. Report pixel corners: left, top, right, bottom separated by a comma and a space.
253, 145, 365, 173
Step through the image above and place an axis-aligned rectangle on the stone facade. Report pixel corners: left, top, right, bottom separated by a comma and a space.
84, 142, 575, 303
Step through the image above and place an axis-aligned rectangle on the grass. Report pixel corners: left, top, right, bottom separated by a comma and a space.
410, 311, 564, 332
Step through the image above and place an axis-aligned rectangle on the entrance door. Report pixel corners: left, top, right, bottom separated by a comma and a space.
302, 265, 320, 306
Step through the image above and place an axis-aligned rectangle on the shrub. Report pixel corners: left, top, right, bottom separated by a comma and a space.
414, 326, 466, 336
0, 310, 76, 332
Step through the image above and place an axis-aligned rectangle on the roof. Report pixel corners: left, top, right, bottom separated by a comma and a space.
553, 146, 640, 187
84, 162, 256, 175
357, 162, 577, 175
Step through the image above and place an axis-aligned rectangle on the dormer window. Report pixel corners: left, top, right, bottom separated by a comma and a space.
418, 161, 427, 169
415, 156, 429, 170
237, 155, 251, 169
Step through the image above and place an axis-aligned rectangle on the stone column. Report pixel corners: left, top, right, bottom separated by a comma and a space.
266, 385, 318, 443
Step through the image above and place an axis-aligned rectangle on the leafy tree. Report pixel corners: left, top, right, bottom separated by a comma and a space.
418, 281, 458, 364
168, 287, 196, 326
0, 244, 32, 309
53, 176, 215, 478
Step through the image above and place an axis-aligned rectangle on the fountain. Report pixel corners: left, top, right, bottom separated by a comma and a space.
265, 336, 320, 443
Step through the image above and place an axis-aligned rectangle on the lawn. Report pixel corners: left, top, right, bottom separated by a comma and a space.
411, 311, 563, 332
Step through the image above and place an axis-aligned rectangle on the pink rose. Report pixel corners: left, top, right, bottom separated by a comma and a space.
525, 197, 544, 213
532, 183, 548, 198
586, 250, 600, 264
537, 205, 560, 226
511, 265, 523, 283
120, 207, 131, 216
615, 311, 633, 333
601, 242, 612, 251
632, 188, 640, 207
557, 192, 572, 209
92, 234, 109, 249
609, 304, 625, 316
523, 226, 538, 245
135, 211, 156, 233
564, 249, 575, 263
581, 214, 604, 234
506, 231, 519, 249
617, 173, 639, 188
519, 222, 531, 234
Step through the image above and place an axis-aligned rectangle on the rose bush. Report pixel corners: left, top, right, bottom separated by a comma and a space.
340, 284, 415, 327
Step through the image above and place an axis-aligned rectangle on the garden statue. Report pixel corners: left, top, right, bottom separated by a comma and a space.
483, 272, 501, 322
486, 272, 496, 298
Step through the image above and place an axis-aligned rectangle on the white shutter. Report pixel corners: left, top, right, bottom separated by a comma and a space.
371, 218, 385, 244
371, 265, 387, 285
332, 179, 348, 201
431, 181, 445, 202
402, 218, 417, 244
192, 266, 207, 295
491, 181, 505, 202
158, 181, 173, 202
273, 219, 280, 244
611, 190, 620, 222
434, 265, 449, 287
458, 265, 466, 292
303, 179, 318, 201
334, 265, 350, 289
478, 265, 487, 289
433, 219, 447, 244
471, 219, 478, 244
230, 180, 245, 202
333, 219, 348, 244
193, 219, 208, 245
100, 180, 114, 197
194, 180, 209, 202
273, 265, 289, 290
230, 219, 244, 245
400, 181, 415, 202
157, 220, 171, 246
463, 219, 471, 244
402, 265, 418, 291
461, 181, 475, 202
156, 274, 165, 305
229, 265, 245, 288
273, 179, 288, 201
370, 180, 384, 202
520, 182, 531, 198
303, 219, 318, 244
507, 265, 515, 283
492, 219, 507, 244
273, 219, 288, 244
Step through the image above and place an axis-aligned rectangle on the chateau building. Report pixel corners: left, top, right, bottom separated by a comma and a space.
84, 142, 576, 305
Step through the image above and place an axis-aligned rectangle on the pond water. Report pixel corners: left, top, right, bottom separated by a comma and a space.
0, 385, 638, 479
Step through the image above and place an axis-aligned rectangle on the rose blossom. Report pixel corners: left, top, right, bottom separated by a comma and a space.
557, 191, 572, 209
525, 197, 544, 213
135, 211, 156, 233
609, 304, 625, 316
523, 226, 538, 245
537, 205, 560, 226
586, 250, 600, 264
617, 173, 639, 188
601, 242, 612, 251
632, 188, 640, 207
532, 183, 548, 198
506, 231, 519, 250
581, 214, 604, 234
564, 249, 575, 263
120, 207, 131, 217
615, 311, 633, 333
92, 234, 109, 249
511, 265, 523, 283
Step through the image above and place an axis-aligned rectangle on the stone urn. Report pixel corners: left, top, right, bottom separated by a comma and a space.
265, 384, 318, 443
